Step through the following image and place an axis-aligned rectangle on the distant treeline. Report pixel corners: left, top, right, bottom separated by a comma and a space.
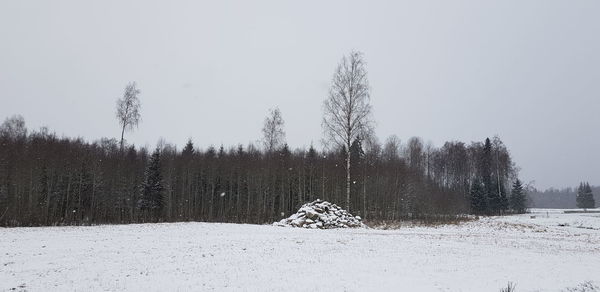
0, 116, 522, 227
528, 186, 600, 209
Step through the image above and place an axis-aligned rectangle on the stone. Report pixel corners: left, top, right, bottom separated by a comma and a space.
274, 199, 365, 229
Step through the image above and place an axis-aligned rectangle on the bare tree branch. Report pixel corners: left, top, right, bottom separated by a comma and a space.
262, 107, 286, 153
322, 51, 374, 210
116, 82, 141, 150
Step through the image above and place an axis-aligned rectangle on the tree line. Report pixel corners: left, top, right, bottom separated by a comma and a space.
0, 51, 527, 227
526, 185, 598, 209
0, 115, 525, 226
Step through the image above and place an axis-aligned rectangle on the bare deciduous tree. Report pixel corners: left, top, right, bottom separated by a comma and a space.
116, 82, 141, 150
262, 107, 286, 152
383, 135, 401, 162
0, 115, 27, 140
323, 51, 374, 211
406, 137, 425, 171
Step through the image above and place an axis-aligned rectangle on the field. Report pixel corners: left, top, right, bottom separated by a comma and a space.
1, 209, 599, 291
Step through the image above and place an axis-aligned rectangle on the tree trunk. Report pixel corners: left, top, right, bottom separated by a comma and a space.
362, 167, 367, 218
120, 125, 126, 151
64, 174, 71, 223
91, 172, 96, 223
321, 160, 325, 200
346, 146, 351, 211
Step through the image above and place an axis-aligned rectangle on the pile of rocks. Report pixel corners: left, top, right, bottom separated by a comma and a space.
274, 199, 365, 229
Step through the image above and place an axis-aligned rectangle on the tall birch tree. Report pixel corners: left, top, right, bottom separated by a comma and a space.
116, 82, 141, 150
322, 51, 374, 211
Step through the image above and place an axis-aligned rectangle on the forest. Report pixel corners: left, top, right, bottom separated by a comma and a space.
0, 52, 524, 227
0, 116, 521, 227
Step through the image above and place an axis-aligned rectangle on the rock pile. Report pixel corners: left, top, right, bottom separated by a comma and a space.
274, 199, 365, 229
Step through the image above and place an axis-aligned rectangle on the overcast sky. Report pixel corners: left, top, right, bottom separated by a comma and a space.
1, 0, 599, 190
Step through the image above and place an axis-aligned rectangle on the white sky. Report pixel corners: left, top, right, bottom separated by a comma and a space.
1, 0, 599, 189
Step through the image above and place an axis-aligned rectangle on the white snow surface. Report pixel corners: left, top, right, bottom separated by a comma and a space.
1, 209, 600, 291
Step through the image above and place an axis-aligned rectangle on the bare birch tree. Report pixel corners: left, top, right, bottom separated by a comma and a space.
0, 115, 27, 140
116, 82, 141, 150
262, 107, 286, 152
323, 51, 374, 211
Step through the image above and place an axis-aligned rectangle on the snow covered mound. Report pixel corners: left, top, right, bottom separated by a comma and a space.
274, 199, 365, 229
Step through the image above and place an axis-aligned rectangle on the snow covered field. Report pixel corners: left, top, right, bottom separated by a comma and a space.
1, 210, 599, 292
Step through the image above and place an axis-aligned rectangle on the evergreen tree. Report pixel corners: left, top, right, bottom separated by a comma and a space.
349, 138, 365, 176
138, 148, 165, 221
350, 138, 364, 162
305, 145, 318, 202
279, 143, 291, 159
307, 145, 317, 160
182, 139, 194, 157
470, 179, 487, 214
482, 138, 499, 214
218, 145, 226, 158
585, 183, 596, 208
576, 182, 596, 209
349, 137, 365, 206
510, 179, 526, 213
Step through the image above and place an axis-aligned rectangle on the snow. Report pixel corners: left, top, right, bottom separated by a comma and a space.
1, 210, 599, 291
500, 208, 600, 231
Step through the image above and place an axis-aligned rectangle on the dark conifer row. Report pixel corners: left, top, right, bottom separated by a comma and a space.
576, 182, 596, 209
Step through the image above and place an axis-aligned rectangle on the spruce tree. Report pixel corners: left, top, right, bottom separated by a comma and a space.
585, 183, 596, 209
510, 179, 526, 213
349, 138, 365, 205
576, 182, 596, 209
349, 138, 365, 176
349, 138, 364, 165
576, 182, 585, 209
307, 145, 317, 160
481, 138, 497, 214
138, 148, 165, 221
306, 145, 318, 202
182, 139, 194, 157
470, 179, 487, 214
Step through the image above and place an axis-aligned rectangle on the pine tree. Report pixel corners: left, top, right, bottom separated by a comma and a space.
138, 148, 165, 221
576, 182, 596, 209
470, 179, 487, 214
510, 179, 526, 213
